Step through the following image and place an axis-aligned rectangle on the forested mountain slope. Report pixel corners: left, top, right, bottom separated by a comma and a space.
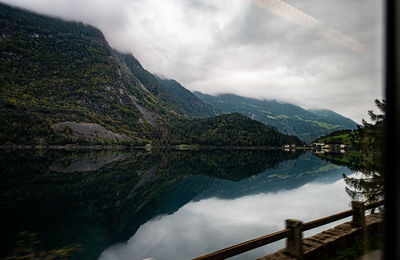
0, 3, 302, 147
166, 113, 304, 146
194, 92, 357, 143
155, 76, 217, 118
0, 3, 164, 144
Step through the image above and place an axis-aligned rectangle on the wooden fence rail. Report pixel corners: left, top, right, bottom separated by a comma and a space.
192, 200, 384, 260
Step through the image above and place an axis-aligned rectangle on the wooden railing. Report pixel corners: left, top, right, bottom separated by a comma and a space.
192, 200, 384, 260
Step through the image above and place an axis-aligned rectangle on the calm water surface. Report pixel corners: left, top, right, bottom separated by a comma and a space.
0, 149, 354, 260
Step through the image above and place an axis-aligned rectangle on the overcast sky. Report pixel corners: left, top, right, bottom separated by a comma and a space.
1, 0, 384, 123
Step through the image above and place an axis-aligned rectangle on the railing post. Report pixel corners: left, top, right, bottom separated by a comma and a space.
285, 219, 303, 259
351, 201, 366, 227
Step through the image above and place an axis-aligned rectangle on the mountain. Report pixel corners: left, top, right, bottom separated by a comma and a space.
307, 109, 358, 130
0, 3, 301, 147
0, 2, 164, 144
167, 113, 304, 146
194, 92, 358, 143
116, 53, 216, 118
313, 99, 384, 152
155, 76, 217, 118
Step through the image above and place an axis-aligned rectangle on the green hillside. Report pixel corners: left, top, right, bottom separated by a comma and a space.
0, 3, 168, 144
308, 109, 357, 129
0, 3, 302, 147
194, 92, 357, 143
313, 129, 354, 146
166, 113, 304, 146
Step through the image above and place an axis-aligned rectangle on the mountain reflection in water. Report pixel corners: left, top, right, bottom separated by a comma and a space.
0, 149, 353, 260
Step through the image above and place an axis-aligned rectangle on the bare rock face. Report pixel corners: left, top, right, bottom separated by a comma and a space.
53, 122, 133, 142
129, 95, 161, 126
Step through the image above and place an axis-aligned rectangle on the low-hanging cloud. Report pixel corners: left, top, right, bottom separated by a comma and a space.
1, 0, 384, 123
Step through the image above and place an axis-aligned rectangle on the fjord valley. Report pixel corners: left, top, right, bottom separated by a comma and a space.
0, 1, 385, 260
0, 2, 358, 147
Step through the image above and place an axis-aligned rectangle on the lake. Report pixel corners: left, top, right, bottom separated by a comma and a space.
0, 149, 356, 260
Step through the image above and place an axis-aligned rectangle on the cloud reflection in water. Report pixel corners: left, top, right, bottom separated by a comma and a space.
99, 176, 352, 260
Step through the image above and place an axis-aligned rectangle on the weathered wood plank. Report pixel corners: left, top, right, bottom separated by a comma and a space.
258, 212, 383, 260
193, 229, 290, 260
301, 209, 354, 231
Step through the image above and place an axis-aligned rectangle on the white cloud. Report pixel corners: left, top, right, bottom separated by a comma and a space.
1, 0, 384, 123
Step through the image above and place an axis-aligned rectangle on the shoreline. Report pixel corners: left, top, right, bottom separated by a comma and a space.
0, 144, 315, 151
0, 144, 131, 150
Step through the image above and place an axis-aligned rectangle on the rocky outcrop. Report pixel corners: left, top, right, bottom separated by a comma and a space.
129, 95, 161, 125
53, 122, 133, 142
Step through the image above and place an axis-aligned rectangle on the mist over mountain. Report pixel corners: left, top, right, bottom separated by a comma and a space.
0, 2, 303, 146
